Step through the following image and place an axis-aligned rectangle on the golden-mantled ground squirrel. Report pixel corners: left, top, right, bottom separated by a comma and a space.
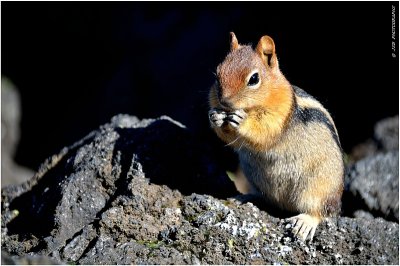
209, 32, 344, 241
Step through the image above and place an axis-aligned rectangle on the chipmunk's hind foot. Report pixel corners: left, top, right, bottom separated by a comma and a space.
287, 213, 320, 242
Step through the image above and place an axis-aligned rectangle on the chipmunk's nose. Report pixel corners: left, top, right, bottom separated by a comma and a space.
219, 96, 233, 110
217, 87, 234, 109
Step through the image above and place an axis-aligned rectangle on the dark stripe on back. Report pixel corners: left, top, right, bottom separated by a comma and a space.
293, 104, 342, 149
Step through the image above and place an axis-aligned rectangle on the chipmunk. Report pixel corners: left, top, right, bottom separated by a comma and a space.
208, 32, 344, 241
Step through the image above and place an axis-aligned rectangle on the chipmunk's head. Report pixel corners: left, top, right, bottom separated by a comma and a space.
215, 32, 284, 110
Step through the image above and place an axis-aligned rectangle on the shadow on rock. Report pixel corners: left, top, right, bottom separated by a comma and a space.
112, 118, 237, 198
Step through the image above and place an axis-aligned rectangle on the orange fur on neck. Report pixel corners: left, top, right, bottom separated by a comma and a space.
238, 80, 294, 151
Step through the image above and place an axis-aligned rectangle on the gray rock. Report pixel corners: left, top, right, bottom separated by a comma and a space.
1, 76, 21, 157
1, 250, 62, 265
374, 115, 399, 151
1, 115, 236, 255
1, 76, 34, 187
353, 210, 374, 220
345, 151, 399, 221
1, 115, 399, 264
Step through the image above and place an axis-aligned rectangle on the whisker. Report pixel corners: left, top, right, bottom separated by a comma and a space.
208, 68, 219, 78
247, 96, 259, 101
225, 135, 241, 147
240, 95, 259, 101
238, 138, 246, 151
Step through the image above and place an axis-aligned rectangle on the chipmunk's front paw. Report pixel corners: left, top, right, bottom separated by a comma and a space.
209, 108, 227, 127
227, 109, 247, 128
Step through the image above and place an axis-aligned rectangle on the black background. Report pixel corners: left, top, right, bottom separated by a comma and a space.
2, 2, 399, 170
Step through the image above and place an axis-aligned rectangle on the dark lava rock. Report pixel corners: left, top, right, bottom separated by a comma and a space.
344, 151, 399, 222
1, 115, 399, 264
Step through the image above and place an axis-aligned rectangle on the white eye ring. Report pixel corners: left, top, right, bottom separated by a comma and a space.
246, 69, 261, 89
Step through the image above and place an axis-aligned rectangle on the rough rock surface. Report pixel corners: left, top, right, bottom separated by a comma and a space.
1, 115, 399, 264
344, 115, 399, 222
344, 151, 399, 222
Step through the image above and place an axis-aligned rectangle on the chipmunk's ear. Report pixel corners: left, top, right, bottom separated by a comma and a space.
256, 35, 278, 69
230, 32, 239, 51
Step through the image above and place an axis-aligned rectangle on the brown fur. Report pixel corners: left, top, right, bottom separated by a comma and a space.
209, 33, 344, 240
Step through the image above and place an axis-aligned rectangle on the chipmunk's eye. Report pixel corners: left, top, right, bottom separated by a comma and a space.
247, 72, 260, 87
